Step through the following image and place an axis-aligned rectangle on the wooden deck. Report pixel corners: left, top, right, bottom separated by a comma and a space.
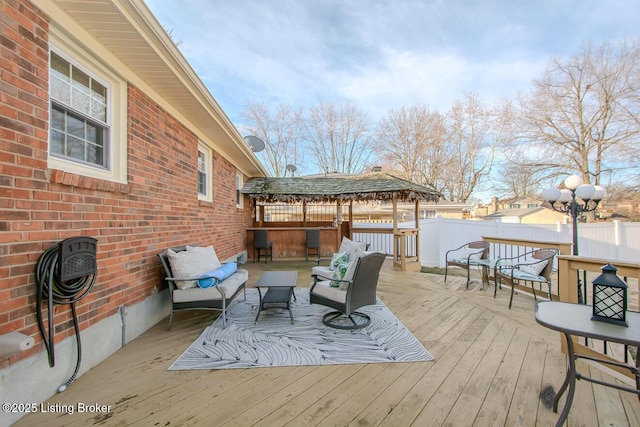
16, 260, 640, 426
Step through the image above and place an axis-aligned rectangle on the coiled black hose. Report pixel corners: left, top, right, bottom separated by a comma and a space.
35, 243, 96, 392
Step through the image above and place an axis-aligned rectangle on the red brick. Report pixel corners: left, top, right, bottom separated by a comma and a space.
1, 2, 253, 366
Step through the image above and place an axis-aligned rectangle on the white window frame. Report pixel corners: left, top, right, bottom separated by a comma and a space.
197, 143, 213, 202
47, 42, 127, 184
236, 171, 244, 208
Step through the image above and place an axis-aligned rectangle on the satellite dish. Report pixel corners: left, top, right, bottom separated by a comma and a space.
244, 135, 265, 153
286, 164, 297, 174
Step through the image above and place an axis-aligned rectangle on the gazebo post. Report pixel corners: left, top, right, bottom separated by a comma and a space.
392, 194, 398, 234
414, 200, 420, 264
302, 200, 307, 226
336, 199, 342, 248
392, 194, 405, 271
348, 200, 353, 236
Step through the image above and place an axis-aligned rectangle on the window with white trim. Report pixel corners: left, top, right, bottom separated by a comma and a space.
197, 143, 213, 201
50, 51, 108, 168
236, 171, 244, 208
47, 44, 127, 184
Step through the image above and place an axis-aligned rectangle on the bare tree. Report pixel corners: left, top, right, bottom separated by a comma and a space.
240, 101, 303, 177
303, 101, 374, 174
493, 158, 556, 200
375, 94, 503, 202
515, 38, 640, 188
440, 92, 500, 202
376, 104, 449, 191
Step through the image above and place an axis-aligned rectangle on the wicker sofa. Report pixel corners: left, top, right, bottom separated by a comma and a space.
159, 245, 247, 329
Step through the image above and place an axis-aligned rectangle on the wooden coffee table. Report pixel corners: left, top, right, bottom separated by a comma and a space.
254, 271, 298, 323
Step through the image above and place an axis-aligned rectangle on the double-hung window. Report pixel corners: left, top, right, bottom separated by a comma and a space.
50, 51, 109, 168
236, 172, 244, 208
47, 43, 126, 184
197, 143, 213, 201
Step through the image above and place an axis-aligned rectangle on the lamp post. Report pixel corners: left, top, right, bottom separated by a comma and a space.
543, 175, 606, 303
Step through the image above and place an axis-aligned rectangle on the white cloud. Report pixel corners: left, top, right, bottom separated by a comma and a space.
334, 49, 547, 117
145, 0, 640, 122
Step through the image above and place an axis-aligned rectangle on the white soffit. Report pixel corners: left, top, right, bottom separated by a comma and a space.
44, 0, 266, 177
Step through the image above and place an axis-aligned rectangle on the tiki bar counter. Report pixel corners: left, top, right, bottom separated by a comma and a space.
241, 172, 441, 270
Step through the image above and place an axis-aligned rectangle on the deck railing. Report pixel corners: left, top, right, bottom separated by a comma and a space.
351, 226, 416, 258
481, 236, 573, 261
419, 217, 640, 267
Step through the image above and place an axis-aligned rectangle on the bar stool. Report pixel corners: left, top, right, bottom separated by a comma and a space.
253, 229, 272, 263
306, 229, 320, 262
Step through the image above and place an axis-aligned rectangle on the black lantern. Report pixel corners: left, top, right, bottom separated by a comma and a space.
591, 263, 628, 326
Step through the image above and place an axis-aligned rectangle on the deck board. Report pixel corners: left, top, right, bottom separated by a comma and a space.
505, 335, 547, 426
444, 320, 516, 426
13, 260, 639, 427
285, 363, 390, 426
412, 313, 503, 426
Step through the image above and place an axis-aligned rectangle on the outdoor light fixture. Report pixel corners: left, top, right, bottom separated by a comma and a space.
543, 175, 606, 246
591, 263, 628, 327
543, 175, 606, 303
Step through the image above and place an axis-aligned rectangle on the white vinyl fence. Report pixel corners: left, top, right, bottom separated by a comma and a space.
422, 218, 640, 267
353, 219, 640, 268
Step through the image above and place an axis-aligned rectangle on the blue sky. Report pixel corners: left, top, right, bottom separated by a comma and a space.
145, 0, 639, 124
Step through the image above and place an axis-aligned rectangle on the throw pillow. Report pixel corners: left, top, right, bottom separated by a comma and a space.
330, 262, 350, 287
339, 237, 367, 262
198, 262, 238, 288
460, 248, 483, 262
187, 245, 221, 266
330, 251, 349, 271
167, 246, 220, 289
519, 259, 548, 276
338, 260, 358, 290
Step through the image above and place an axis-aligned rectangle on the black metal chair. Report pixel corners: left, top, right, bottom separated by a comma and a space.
444, 241, 490, 288
310, 252, 385, 330
305, 229, 320, 262
494, 248, 558, 309
253, 229, 272, 263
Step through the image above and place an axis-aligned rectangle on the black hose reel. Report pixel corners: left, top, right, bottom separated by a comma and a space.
35, 236, 98, 392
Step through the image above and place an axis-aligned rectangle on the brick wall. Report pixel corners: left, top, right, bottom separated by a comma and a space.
0, 0, 252, 367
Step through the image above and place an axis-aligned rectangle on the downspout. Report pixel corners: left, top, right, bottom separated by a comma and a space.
119, 305, 127, 348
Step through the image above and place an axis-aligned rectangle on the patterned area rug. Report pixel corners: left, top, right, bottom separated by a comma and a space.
168, 288, 434, 370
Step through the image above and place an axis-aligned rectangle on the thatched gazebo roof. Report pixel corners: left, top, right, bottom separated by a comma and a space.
241, 172, 441, 203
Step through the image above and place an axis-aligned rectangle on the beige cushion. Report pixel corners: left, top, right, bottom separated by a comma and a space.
167, 246, 221, 289
311, 280, 347, 303
187, 245, 221, 265
339, 237, 367, 262
519, 259, 548, 276
339, 260, 358, 290
312, 265, 333, 280
172, 269, 248, 303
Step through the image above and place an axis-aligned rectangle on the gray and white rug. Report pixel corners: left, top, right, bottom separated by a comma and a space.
168, 288, 434, 370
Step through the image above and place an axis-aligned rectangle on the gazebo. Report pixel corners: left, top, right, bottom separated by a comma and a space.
241, 172, 441, 271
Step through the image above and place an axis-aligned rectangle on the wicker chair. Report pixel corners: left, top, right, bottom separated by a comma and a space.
158, 246, 247, 329
310, 252, 385, 330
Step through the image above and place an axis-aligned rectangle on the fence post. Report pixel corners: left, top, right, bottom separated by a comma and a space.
436, 216, 443, 267
614, 220, 621, 260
